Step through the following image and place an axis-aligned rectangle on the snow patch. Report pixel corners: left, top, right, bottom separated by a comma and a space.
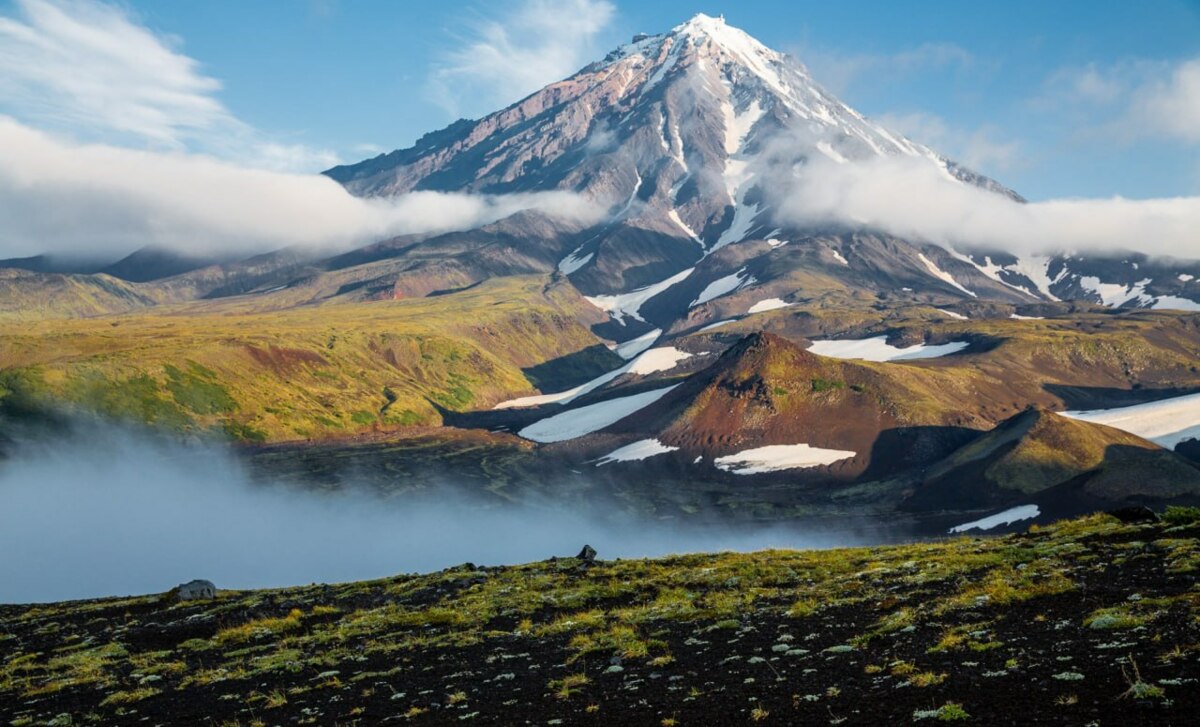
517, 385, 680, 443
668, 209, 704, 246
714, 444, 856, 475
596, 438, 678, 466
711, 202, 760, 252
1007, 254, 1065, 301
918, 253, 976, 297
585, 267, 695, 324
1079, 276, 1153, 307
946, 251, 1045, 300
677, 14, 791, 99
938, 309, 968, 320
807, 336, 969, 362
495, 346, 689, 410
615, 329, 660, 360
625, 346, 693, 375
723, 99, 763, 155
1062, 392, 1200, 449
558, 250, 593, 275
747, 298, 790, 314
1152, 295, 1200, 312
641, 37, 681, 94
691, 267, 755, 307
830, 249, 849, 266
949, 505, 1040, 534
1010, 313, 1044, 320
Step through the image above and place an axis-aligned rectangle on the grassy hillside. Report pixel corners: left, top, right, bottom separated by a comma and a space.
0, 276, 618, 442
905, 408, 1200, 511
1, 510, 1197, 725
689, 306, 1200, 423
5, 276, 1200, 451
0, 269, 166, 320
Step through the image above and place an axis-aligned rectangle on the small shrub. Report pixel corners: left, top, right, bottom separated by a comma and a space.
99, 687, 160, 706
913, 703, 969, 721
811, 378, 845, 393
909, 671, 948, 688
1121, 658, 1165, 700
549, 673, 589, 700
1084, 607, 1148, 630
1162, 505, 1200, 525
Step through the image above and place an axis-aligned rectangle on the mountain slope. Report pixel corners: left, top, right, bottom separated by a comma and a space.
0, 268, 163, 320
5, 15, 1198, 327
325, 13, 1041, 337
588, 332, 984, 483
0, 277, 617, 442
904, 407, 1200, 512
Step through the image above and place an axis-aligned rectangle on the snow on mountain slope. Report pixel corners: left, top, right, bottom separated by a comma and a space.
323, 13, 1200, 334
1062, 392, 1200, 449
807, 336, 970, 362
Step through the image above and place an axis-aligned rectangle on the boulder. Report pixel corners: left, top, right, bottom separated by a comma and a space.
176, 579, 217, 601
576, 544, 597, 563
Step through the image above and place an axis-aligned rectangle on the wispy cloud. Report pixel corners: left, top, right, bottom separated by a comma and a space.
876, 111, 1022, 172
1130, 58, 1200, 144
0, 0, 338, 171
0, 118, 602, 259
426, 0, 616, 118
760, 134, 1200, 259
1044, 57, 1200, 145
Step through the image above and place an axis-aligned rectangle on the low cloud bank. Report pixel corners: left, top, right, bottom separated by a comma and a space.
0, 118, 601, 260
0, 423, 872, 603
767, 152, 1200, 258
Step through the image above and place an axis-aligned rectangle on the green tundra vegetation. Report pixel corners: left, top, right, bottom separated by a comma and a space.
0, 276, 618, 442
3, 272, 1200, 446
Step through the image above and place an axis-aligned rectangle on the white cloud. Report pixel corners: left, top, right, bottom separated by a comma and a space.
0, 0, 340, 172
1134, 58, 1200, 144
0, 118, 603, 259
1047, 57, 1200, 145
427, 0, 616, 117
0, 0, 226, 146
766, 151, 1200, 259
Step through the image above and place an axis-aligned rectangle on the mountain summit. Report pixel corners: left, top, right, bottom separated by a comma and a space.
322, 14, 1200, 333
324, 14, 1055, 331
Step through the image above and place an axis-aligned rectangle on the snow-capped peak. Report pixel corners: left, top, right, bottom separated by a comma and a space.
673, 13, 782, 63
603, 14, 935, 167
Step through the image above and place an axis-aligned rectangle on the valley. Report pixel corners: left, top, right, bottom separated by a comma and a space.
2, 6, 1200, 724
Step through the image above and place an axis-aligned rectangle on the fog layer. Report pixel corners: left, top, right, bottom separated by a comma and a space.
0, 425, 870, 603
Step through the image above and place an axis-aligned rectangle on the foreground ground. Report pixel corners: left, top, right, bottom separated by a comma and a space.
2, 510, 1198, 725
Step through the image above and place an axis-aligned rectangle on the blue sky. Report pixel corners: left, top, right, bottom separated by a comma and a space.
79, 0, 1200, 201
0, 0, 1195, 209
0, 0, 1198, 263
